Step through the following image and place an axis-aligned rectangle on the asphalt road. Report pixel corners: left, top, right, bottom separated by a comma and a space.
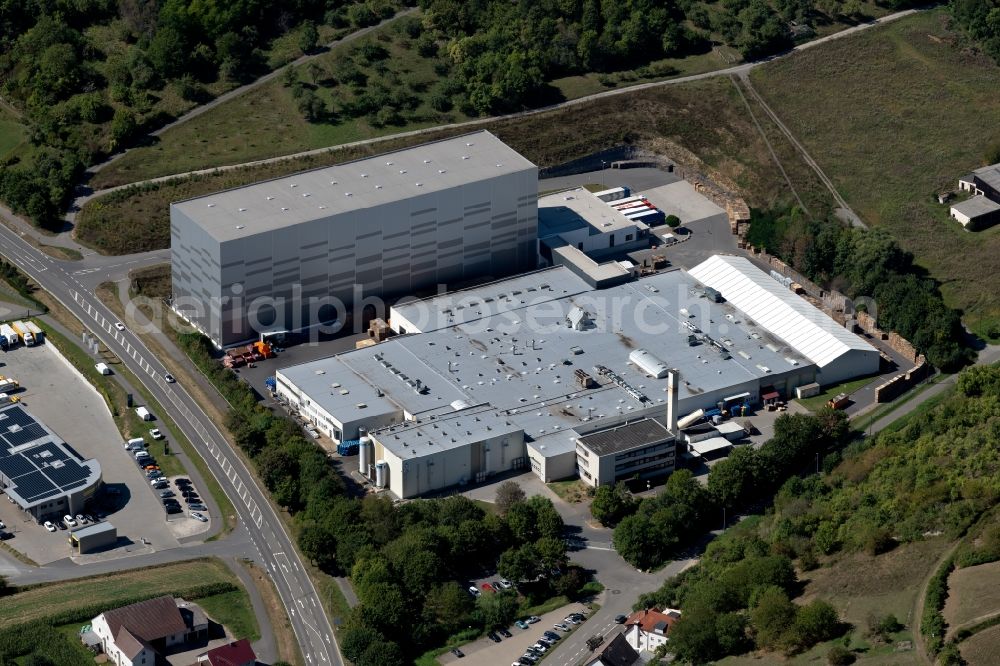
0, 225, 340, 665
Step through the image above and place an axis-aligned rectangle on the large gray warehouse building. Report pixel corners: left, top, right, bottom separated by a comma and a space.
275, 256, 879, 499
171, 131, 538, 346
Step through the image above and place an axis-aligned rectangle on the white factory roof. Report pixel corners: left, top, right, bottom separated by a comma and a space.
391, 267, 592, 333
688, 255, 877, 369
279, 265, 811, 459
372, 404, 523, 458
171, 131, 536, 242
538, 188, 649, 239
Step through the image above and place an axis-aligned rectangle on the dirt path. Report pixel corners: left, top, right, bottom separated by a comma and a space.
911, 542, 960, 664
71, 7, 923, 212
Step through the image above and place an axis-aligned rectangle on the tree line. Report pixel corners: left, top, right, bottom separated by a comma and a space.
745, 207, 971, 369
0, 0, 401, 228
177, 333, 583, 665
633, 364, 1000, 664
596, 410, 850, 570
950, 0, 1000, 64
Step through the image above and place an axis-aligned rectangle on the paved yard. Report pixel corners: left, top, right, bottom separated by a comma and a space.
0, 343, 185, 563
437, 601, 593, 665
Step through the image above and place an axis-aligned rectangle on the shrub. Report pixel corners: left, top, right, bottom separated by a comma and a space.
827, 646, 855, 665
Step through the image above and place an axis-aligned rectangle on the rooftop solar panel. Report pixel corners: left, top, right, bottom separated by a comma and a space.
3, 424, 47, 448
0, 406, 35, 429
0, 453, 35, 478
44, 458, 87, 487
14, 470, 58, 501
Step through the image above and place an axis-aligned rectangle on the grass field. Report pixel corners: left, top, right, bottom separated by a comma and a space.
195, 588, 261, 641
750, 9, 1000, 340
961, 623, 1000, 666
943, 561, 1000, 634
79, 75, 820, 254
90, 17, 473, 190
0, 108, 26, 161
0, 558, 237, 628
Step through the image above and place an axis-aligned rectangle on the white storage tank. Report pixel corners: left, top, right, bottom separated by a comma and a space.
375, 460, 388, 489
359, 435, 371, 475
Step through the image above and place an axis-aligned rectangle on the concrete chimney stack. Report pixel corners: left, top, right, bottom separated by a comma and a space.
666, 370, 679, 433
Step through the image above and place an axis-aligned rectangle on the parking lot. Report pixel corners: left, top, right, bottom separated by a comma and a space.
437, 602, 593, 665
0, 342, 203, 563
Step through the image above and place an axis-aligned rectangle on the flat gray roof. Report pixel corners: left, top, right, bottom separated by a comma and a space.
577, 417, 672, 457
973, 162, 1000, 192
71, 521, 116, 538
538, 188, 648, 238
372, 404, 522, 458
279, 265, 811, 458
171, 131, 536, 242
952, 195, 1000, 218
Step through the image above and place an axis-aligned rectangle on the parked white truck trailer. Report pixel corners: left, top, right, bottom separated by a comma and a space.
0, 324, 16, 349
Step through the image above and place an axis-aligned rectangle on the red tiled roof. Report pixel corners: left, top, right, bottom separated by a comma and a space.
102, 595, 188, 643
625, 608, 679, 635
206, 638, 257, 666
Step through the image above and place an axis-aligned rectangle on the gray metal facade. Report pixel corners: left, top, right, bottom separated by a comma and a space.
171, 132, 538, 346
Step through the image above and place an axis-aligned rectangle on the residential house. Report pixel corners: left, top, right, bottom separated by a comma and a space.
584, 632, 642, 666
624, 607, 681, 654
198, 638, 258, 666
91, 595, 209, 666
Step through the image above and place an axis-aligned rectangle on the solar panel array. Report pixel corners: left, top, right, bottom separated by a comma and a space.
0, 405, 97, 506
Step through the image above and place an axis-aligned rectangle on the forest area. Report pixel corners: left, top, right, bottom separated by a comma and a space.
633, 364, 1000, 664
1, 0, 913, 230
745, 208, 971, 369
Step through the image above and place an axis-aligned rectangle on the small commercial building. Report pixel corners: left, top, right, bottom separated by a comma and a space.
0, 403, 101, 521
69, 521, 117, 554
575, 417, 676, 487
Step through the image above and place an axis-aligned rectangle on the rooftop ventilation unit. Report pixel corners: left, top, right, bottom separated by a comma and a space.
629, 349, 670, 379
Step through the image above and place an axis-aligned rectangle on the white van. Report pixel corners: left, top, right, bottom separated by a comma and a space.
125, 437, 145, 450
135, 406, 153, 421
95, 362, 111, 375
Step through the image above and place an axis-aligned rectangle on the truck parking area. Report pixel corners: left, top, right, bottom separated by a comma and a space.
0, 339, 199, 563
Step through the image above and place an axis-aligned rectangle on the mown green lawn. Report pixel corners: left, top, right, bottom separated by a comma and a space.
751, 9, 1000, 340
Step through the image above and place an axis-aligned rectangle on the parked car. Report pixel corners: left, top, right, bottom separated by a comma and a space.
43, 521, 56, 532
531, 643, 547, 653
182, 490, 199, 498
159, 490, 175, 498
146, 471, 163, 479
149, 428, 164, 440
165, 505, 182, 514
519, 656, 536, 665
481, 583, 495, 593
468, 586, 481, 597
163, 499, 180, 506
515, 620, 529, 630
188, 503, 207, 511
564, 616, 581, 625
614, 614, 627, 624
498, 578, 513, 589
114, 322, 125, 331
190, 512, 208, 522
152, 480, 169, 489
554, 623, 570, 632
163, 373, 175, 383
487, 632, 501, 643
499, 628, 512, 638
75, 514, 86, 524
0, 521, 5, 530
450, 648, 464, 658
543, 631, 560, 641
569, 612, 586, 621
527, 616, 541, 624
143, 465, 160, 471
63, 515, 77, 527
